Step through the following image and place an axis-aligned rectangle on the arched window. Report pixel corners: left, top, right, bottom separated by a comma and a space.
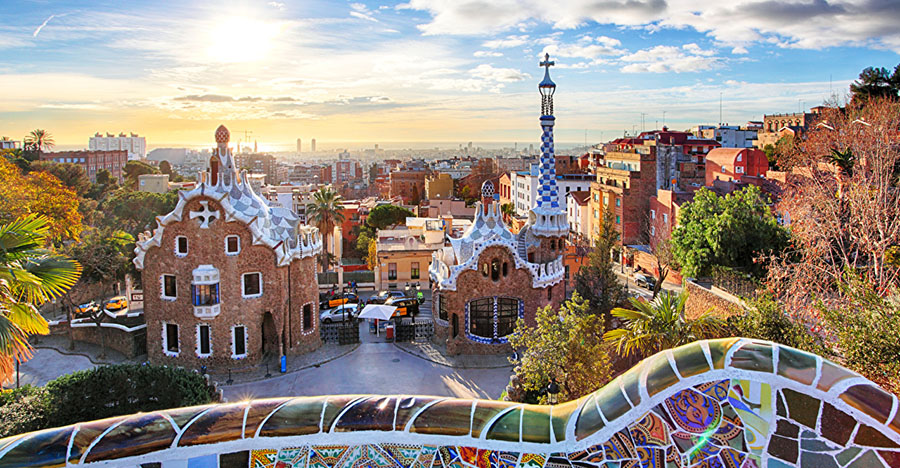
491, 259, 500, 281
549, 239, 556, 250
466, 296, 522, 343
468, 298, 494, 339
502, 262, 508, 277
496, 298, 519, 337
482, 263, 489, 277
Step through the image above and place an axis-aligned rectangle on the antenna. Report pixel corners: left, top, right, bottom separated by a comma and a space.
663, 110, 666, 127
640, 112, 645, 133
719, 93, 723, 125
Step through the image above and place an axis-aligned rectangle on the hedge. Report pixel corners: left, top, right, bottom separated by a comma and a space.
0, 364, 216, 438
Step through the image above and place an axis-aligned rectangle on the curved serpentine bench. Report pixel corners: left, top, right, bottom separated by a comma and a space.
1, 338, 898, 468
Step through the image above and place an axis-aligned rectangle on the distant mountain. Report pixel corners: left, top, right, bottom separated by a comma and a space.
147, 148, 188, 164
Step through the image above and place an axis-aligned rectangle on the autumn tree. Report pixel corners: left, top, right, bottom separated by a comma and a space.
158, 160, 173, 175
767, 98, 900, 318
123, 160, 158, 189
850, 65, 899, 106
0, 158, 83, 242
29, 161, 91, 197
671, 186, 789, 279
507, 293, 612, 404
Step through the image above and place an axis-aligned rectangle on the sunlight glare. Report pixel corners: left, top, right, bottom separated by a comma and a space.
207, 17, 280, 63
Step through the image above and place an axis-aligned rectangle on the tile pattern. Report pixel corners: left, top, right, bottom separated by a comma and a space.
1, 339, 898, 468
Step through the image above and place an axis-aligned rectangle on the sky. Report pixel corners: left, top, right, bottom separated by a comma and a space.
1, 0, 899, 150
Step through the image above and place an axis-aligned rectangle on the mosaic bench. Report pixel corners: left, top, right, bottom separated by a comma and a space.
1, 338, 898, 468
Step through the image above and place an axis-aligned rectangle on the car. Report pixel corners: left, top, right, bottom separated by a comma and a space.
104, 296, 128, 311
383, 296, 419, 317
320, 304, 359, 324
634, 273, 656, 290
366, 290, 405, 305
320, 292, 359, 310
74, 301, 99, 317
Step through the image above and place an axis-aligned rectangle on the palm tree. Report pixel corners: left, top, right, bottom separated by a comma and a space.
603, 290, 724, 358
0, 215, 81, 382
24, 129, 54, 152
306, 187, 346, 271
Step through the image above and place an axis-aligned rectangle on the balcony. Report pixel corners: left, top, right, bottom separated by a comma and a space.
193, 303, 220, 319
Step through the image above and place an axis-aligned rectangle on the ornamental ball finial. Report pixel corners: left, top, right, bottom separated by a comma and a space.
215, 125, 230, 145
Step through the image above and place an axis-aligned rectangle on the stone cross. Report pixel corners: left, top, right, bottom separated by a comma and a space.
189, 200, 220, 229
540, 53, 554, 71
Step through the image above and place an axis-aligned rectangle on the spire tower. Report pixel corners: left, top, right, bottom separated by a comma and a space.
528, 53, 568, 238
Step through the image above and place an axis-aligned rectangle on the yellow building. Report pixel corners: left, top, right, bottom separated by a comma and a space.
425, 172, 453, 200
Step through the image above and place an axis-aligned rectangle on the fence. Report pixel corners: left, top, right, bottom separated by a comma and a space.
395, 321, 434, 342
710, 266, 761, 300
319, 322, 360, 345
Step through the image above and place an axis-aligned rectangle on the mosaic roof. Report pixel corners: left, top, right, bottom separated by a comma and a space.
133, 126, 322, 269
2, 338, 897, 467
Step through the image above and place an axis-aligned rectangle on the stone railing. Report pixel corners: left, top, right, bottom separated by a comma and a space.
3, 338, 898, 467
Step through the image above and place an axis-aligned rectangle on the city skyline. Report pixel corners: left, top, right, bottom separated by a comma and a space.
1, 0, 898, 147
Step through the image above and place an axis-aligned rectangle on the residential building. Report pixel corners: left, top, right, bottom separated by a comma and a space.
138, 174, 170, 193
133, 125, 323, 370
375, 217, 445, 290
289, 164, 322, 185
423, 199, 476, 219
425, 172, 453, 200
296, 138, 301, 153
705, 148, 769, 186
89, 132, 147, 160
755, 107, 829, 147
234, 153, 277, 185
510, 167, 593, 216
430, 57, 567, 355
566, 191, 591, 240
590, 150, 656, 245
40, 149, 128, 182
311, 138, 316, 152
0, 139, 19, 150
321, 159, 362, 185
497, 173, 512, 205
389, 162, 429, 203
693, 125, 759, 148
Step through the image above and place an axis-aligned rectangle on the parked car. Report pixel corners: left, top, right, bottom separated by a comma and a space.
104, 296, 128, 311
366, 290, 405, 305
384, 296, 419, 317
74, 301, 99, 317
320, 293, 359, 310
320, 304, 359, 324
634, 273, 656, 290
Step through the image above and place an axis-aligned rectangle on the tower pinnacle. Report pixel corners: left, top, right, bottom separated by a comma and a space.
539, 53, 556, 117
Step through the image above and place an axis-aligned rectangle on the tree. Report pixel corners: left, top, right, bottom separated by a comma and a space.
0, 158, 83, 242
671, 186, 789, 279
603, 290, 725, 359
306, 187, 346, 271
767, 98, 900, 319
649, 237, 675, 299
410, 184, 421, 205
574, 213, 626, 318
0, 215, 81, 384
123, 160, 158, 189
99, 190, 178, 237
28, 161, 90, 197
158, 160, 173, 176
23, 129, 54, 158
86, 169, 119, 201
726, 294, 824, 356
850, 66, 897, 106
365, 204, 414, 231
508, 293, 612, 404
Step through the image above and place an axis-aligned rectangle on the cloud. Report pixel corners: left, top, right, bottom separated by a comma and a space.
470, 64, 529, 82
401, 0, 900, 52
474, 50, 503, 57
619, 44, 722, 73
267, 2, 285, 10
540, 36, 625, 60
350, 3, 379, 22
731, 46, 749, 54
482, 34, 529, 48
33, 15, 56, 37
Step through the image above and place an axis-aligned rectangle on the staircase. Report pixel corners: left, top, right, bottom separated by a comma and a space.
516, 230, 528, 260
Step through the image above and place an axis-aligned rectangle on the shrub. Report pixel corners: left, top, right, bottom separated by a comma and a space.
0, 364, 216, 438
726, 294, 826, 355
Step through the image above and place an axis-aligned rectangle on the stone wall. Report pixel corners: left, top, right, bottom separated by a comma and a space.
684, 278, 745, 320
70, 324, 146, 358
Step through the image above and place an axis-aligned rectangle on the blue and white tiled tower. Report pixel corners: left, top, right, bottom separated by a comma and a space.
528, 53, 569, 239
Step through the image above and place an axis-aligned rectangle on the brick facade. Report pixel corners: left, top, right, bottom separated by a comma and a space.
141, 196, 320, 371
432, 246, 564, 355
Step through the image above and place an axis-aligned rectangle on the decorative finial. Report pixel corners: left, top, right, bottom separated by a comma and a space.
215, 125, 230, 149
539, 53, 556, 116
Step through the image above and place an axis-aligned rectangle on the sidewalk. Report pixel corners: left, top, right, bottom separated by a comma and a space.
30, 333, 142, 366
208, 342, 359, 386
393, 340, 514, 369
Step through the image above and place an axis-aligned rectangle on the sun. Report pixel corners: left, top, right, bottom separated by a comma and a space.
206, 17, 281, 63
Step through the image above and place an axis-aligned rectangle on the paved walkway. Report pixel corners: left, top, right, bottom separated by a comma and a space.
393, 340, 513, 369
222, 341, 512, 402
209, 343, 359, 385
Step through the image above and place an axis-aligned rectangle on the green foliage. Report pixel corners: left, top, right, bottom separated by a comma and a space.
62, 227, 134, 288
123, 160, 159, 189
365, 204, 413, 230
574, 213, 626, 317
850, 65, 899, 105
604, 290, 726, 359
508, 293, 612, 404
671, 186, 789, 279
158, 160, 173, 175
86, 169, 119, 201
99, 189, 178, 236
0, 364, 216, 437
28, 161, 91, 196
306, 187, 346, 270
726, 295, 824, 355
23, 129, 54, 154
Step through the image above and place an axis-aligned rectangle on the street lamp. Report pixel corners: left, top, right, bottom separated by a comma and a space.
546, 380, 560, 405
